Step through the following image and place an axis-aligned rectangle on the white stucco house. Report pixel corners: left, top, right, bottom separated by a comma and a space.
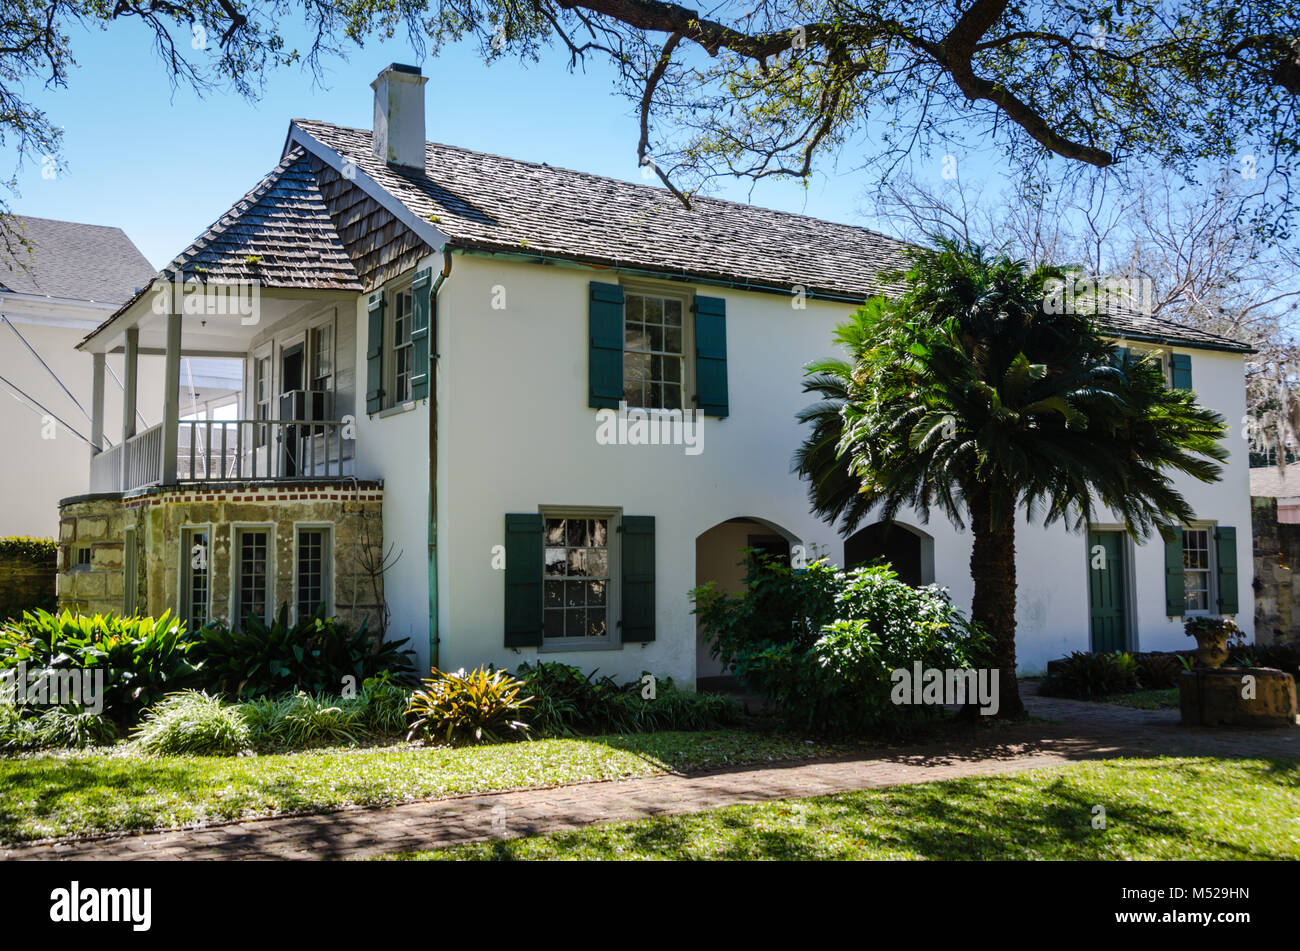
54, 64, 1254, 680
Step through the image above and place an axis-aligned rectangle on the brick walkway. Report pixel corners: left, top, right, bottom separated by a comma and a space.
5, 691, 1297, 861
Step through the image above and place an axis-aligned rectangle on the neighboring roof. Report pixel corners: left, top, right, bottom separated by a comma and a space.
0, 214, 154, 303
166, 146, 362, 291
1251, 463, 1300, 498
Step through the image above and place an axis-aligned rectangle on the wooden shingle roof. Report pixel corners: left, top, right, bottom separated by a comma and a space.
292, 119, 1252, 353
167, 146, 363, 291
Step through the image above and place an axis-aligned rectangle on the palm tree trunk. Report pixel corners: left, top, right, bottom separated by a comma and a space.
967, 483, 1025, 718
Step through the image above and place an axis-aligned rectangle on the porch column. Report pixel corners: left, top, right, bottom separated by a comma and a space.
161, 311, 181, 485
89, 353, 105, 455
122, 327, 139, 440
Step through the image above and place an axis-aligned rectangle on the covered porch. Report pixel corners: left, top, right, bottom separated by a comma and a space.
82, 281, 358, 494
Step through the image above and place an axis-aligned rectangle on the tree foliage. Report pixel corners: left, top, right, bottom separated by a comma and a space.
795, 239, 1229, 715
2, 1, 1299, 233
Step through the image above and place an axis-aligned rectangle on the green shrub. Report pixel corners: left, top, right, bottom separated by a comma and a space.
512, 662, 740, 736
0, 537, 58, 561
355, 673, 412, 736
194, 604, 415, 699
264, 692, 366, 748
1133, 652, 1184, 689
1039, 651, 1141, 699
0, 536, 57, 620
0, 610, 200, 722
1230, 641, 1300, 676
407, 667, 532, 746
0, 703, 118, 751
131, 690, 252, 756
694, 561, 987, 736
692, 550, 841, 669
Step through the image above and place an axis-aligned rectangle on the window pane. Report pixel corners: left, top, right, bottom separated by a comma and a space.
542, 516, 610, 639
297, 529, 326, 618
238, 530, 269, 624
185, 530, 209, 632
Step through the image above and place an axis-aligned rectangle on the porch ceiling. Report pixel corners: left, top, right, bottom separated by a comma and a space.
79, 286, 355, 356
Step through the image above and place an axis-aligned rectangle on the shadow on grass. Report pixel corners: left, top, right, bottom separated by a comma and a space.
465, 758, 1300, 861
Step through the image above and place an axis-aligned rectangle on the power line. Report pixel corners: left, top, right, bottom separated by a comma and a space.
0, 372, 93, 446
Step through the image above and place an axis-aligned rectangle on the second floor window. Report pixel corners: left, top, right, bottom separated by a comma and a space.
390, 287, 413, 405
623, 293, 685, 411
312, 325, 333, 393
254, 355, 272, 447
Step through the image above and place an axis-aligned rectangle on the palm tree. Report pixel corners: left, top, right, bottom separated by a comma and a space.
794, 239, 1229, 717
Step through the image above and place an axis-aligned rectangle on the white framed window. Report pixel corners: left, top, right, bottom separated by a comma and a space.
180, 526, 211, 632
311, 322, 334, 394
1183, 526, 1215, 614
233, 525, 273, 627
388, 286, 414, 407
252, 348, 273, 447
623, 288, 689, 411
541, 509, 619, 648
72, 544, 91, 571
295, 524, 333, 621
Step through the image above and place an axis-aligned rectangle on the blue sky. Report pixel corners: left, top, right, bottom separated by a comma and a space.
5, 19, 994, 270
8, 16, 1289, 307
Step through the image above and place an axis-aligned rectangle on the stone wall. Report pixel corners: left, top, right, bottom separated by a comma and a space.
0, 543, 57, 620
1252, 496, 1298, 644
58, 481, 386, 632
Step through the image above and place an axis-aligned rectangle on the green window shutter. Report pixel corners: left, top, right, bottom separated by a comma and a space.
620, 515, 656, 642
1111, 346, 1132, 369
1170, 352, 1193, 391
589, 282, 624, 409
365, 291, 386, 414
409, 268, 432, 400
1215, 525, 1239, 615
1164, 532, 1186, 617
504, 514, 544, 647
693, 296, 729, 418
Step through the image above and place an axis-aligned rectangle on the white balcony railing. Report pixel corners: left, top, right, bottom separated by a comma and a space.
89, 418, 353, 494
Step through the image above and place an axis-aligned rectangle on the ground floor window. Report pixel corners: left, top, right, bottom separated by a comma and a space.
181, 527, 210, 631
235, 527, 271, 625
296, 526, 331, 619
543, 513, 613, 644
1183, 526, 1214, 614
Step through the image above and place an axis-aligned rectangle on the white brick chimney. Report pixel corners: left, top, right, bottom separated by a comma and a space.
371, 64, 428, 171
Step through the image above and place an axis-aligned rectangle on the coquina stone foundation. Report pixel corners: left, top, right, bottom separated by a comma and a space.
57, 480, 385, 632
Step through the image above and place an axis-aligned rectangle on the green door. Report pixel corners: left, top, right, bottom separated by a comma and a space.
1088, 531, 1128, 652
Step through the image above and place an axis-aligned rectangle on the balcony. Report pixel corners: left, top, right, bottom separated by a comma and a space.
89, 417, 354, 494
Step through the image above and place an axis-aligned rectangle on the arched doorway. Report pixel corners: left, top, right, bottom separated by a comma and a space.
843, 521, 935, 586
694, 516, 799, 689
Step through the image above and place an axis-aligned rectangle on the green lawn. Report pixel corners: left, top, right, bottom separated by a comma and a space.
0, 731, 848, 844
1104, 688, 1181, 710
388, 757, 1300, 861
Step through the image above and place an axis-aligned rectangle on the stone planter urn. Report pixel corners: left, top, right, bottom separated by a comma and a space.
1184, 616, 1238, 669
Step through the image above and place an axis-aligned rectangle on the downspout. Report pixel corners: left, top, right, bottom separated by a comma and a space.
428, 247, 453, 670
